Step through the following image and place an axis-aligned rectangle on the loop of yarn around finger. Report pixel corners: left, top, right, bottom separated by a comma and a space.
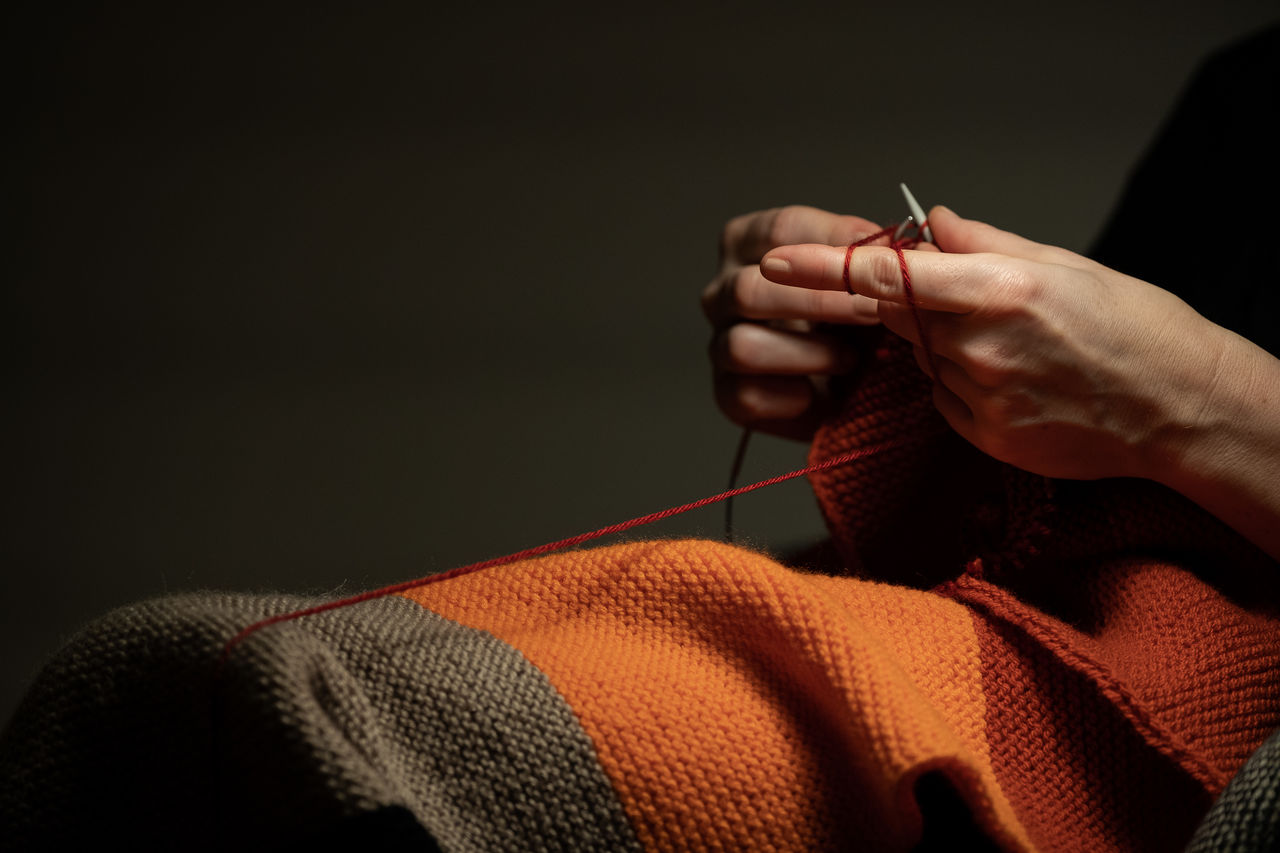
842, 224, 941, 382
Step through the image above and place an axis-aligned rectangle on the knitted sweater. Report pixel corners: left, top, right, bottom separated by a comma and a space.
2, 332, 1277, 851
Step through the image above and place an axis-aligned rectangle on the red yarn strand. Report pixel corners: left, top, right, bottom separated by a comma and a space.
220, 218, 942, 663
219, 433, 919, 663
842, 221, 940, 381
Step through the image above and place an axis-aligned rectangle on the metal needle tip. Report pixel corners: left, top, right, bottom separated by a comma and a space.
899, 182, 933, 243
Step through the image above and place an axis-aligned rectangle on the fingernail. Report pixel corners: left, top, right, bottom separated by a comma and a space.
761, 257, 791, 277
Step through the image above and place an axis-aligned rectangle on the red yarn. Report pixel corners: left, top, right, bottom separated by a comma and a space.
220, 433, 920, 662
842, 221, 940, 381
221, 219, 943, 662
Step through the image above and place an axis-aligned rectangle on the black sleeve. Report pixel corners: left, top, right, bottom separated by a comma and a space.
1089, 24, 1280, 358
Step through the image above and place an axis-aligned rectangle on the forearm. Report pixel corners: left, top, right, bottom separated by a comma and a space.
1152, 327, 1280, 562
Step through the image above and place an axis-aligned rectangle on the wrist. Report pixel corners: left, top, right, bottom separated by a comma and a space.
1142, 325, 1280, 560
1141, 321, 1239, 490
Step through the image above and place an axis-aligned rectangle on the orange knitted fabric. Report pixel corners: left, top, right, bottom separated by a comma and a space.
401, 540, 1031, 850
395, 331, 1280, 850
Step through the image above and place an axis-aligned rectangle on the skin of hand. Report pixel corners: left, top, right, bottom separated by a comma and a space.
755, 204, 1280, 559
701, 205, 895, 441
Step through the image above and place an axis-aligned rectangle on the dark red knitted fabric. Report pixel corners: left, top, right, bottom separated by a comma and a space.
807, 330, 1280, 850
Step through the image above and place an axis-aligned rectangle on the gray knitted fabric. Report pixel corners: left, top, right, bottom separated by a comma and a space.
0, 592, 642, 851
1187, 728, 1280, 853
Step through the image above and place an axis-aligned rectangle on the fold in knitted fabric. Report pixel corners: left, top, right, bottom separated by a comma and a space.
805, 332, 1280, 849
2, 334, 1278, 851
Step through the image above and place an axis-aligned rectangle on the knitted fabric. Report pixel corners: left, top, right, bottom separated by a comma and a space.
1187, 729, 1280, 852
400, 539, 1026, 849
2, 335, 1278, 851
807, 331, 1280, 849
0, 594, 641, 850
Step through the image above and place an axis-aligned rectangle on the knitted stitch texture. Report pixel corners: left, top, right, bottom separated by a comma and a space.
1187, 729, 1280, 852
808, 331, 1280, 849
2, 332, 1277, 851
0, 593, 641, 851
402, 539, 1030, 850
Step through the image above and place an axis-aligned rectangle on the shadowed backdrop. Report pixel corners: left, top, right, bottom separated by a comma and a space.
6, 1, 1277, 726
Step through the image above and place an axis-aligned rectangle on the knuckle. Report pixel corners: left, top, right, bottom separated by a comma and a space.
827, 214, 867, 246
974, 388, 1035, 433
960, 339, 1017, 388
988, 261, 1042, 305
721, 207, 789, 261
728, 268, 762, 318
735, 383, 772, 419
723, 324, 766, 371
867, 249, 905, 293
767, 205, 815, 248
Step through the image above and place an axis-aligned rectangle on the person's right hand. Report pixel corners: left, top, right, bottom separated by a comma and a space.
701, 205, 896, 440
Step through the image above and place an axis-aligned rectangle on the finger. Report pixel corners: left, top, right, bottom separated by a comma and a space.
928, 205, 1103, 271
878, 301, 929, 346
764, 243, 992, 312
835, 242, 1073, 315
930, 374, 978, 445
909, 342, 956, 388
720, 205, 885, 268
710, 323, 858, 375
702, 264, 882, 328
909, 348, 982, 445
881, 305, 995, 383
714, 372, 821, 427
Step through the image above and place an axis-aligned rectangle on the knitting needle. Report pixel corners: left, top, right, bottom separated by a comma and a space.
899, 182, 933, 244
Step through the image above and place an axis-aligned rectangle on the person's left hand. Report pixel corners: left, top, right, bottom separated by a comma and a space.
701, 205, 893, 440
757, 205, 1233, 482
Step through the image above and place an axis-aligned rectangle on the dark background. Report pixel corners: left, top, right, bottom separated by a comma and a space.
6, 1, 1277, 727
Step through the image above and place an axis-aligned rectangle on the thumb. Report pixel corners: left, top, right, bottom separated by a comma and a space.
928, 205, 1080, 265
